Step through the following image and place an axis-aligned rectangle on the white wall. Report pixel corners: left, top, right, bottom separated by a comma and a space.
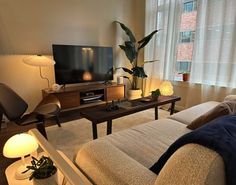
0, 0, 145, 111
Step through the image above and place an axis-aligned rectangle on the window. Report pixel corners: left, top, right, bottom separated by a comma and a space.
174, 1, 198, 81
175, 61, 191, 73
183, 1, 197, 13
179, 31, 195, 43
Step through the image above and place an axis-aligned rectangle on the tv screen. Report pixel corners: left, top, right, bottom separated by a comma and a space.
52, 44, 113, 85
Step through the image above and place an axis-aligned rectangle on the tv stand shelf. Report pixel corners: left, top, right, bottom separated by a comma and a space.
42, 83, 125, 110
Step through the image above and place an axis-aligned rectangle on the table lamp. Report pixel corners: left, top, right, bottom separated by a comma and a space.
3, 133, 39, 180
160, 81, 174, 96
23, 55, 55, 88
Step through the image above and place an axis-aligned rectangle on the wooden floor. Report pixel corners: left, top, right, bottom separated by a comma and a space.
0, 109, 81, 185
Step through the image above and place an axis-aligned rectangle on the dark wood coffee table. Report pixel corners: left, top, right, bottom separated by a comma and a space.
80, 95, 181, 139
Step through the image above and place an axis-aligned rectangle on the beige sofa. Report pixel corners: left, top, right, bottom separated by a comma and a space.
29, 101, 226, 185
75, 101, 225, 185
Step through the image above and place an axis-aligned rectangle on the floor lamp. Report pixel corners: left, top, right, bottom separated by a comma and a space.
23, 55, 55, 88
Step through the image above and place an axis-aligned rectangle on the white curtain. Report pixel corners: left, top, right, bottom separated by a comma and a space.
190, 0, 236, 88
143, 0, 182, 95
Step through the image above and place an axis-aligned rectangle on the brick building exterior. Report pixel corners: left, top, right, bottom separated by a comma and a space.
175, 1, 197, 80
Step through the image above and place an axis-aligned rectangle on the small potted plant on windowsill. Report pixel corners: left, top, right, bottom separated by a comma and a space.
115, 21, 160, 99
181, 72, 190, 82
23, 156, 57, 185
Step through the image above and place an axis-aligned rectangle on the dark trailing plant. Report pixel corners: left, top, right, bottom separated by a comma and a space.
23, 156, 57, 180
115, 21, 160, 90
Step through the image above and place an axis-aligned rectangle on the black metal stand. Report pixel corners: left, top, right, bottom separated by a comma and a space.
107, 120, 112, 135
92, 122, 98, 139
155, 106, 158, 120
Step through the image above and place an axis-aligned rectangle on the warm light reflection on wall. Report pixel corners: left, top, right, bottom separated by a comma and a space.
82, 48, 94, 68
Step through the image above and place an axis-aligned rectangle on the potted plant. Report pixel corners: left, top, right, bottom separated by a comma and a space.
151, 89, 161, 101
182, 72, 190, 82
115, 21, 159, 99
23, 156, 57, 185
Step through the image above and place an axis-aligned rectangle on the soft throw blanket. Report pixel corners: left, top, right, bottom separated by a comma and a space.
150, 115, 236, 185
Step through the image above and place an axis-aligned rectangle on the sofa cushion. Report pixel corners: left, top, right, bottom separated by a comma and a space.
154, 144, 225, 185
169, 101, 220, 125
100, 118, 190, 168
75, 140, 157, 185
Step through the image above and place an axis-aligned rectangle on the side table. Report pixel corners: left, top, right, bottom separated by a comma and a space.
5, 151, 69, 185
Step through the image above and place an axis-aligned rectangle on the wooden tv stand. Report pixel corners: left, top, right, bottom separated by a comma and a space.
42, 83, 125, 110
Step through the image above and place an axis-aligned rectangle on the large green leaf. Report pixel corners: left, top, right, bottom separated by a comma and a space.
121, 67, 133, 75
132, 66, 147, 78
138, 30, 159, 50
122, 76, 130, 79
119, 41, 136, 62
115, 21, 136, 43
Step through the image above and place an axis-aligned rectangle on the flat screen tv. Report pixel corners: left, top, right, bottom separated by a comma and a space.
52, 44, 113, 85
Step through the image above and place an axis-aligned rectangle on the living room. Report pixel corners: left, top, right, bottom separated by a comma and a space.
1, 0, 235, 185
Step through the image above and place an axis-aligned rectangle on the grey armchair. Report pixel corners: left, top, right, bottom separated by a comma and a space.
0, 83, 61, 138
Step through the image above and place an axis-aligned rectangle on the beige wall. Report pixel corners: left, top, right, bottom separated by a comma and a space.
0, 0, 145, 111
0, 55, 55, 111
173, 82, 236, 110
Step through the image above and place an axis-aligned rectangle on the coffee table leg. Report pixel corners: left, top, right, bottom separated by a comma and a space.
92, 122, 98, 139
107, 120, 112, 135
170, 102, 176, 115
155, 106, 158, 120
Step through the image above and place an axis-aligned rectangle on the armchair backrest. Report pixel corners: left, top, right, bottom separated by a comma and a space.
0, 83, 28, 121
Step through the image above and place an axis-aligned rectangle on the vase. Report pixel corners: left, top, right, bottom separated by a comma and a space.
128, 89, 142, 100
33, 172, 57, 185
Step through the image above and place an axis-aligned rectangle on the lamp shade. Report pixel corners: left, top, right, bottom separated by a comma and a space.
3, 133, 38, 158
23, 55, 55, 67
160, 81, 174, 96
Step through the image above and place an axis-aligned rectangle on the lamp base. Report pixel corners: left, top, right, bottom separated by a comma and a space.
15, 164, 32, 180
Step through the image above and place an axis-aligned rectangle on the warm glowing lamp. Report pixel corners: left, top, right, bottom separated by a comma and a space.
83, 71, 92, 81
3, 133, 38, 180
23, 55, 55, 88
160, 81, 174, 96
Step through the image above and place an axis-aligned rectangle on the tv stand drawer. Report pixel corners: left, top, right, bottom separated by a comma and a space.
106, 85, 125, 101
53, 92, 80, 109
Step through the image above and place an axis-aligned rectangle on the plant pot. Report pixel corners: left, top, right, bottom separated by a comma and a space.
128, 89, 142, 100
33, 172, 57, 185
182, 73, 190, 82
151, 95, 159, 101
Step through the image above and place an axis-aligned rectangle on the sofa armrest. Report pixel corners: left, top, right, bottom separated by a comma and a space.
75, 140, 157, 185
224, 95, 236, 101
169, 101, 220, 125
154, 144, 225, 185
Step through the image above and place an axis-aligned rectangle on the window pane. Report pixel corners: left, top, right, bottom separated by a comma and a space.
183, 1, 197, 13
174, 1, 198, 81
175, 61, 191, 73
179, 31, 195, 43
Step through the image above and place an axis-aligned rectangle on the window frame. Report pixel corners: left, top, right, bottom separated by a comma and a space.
183, 1, 197, 13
